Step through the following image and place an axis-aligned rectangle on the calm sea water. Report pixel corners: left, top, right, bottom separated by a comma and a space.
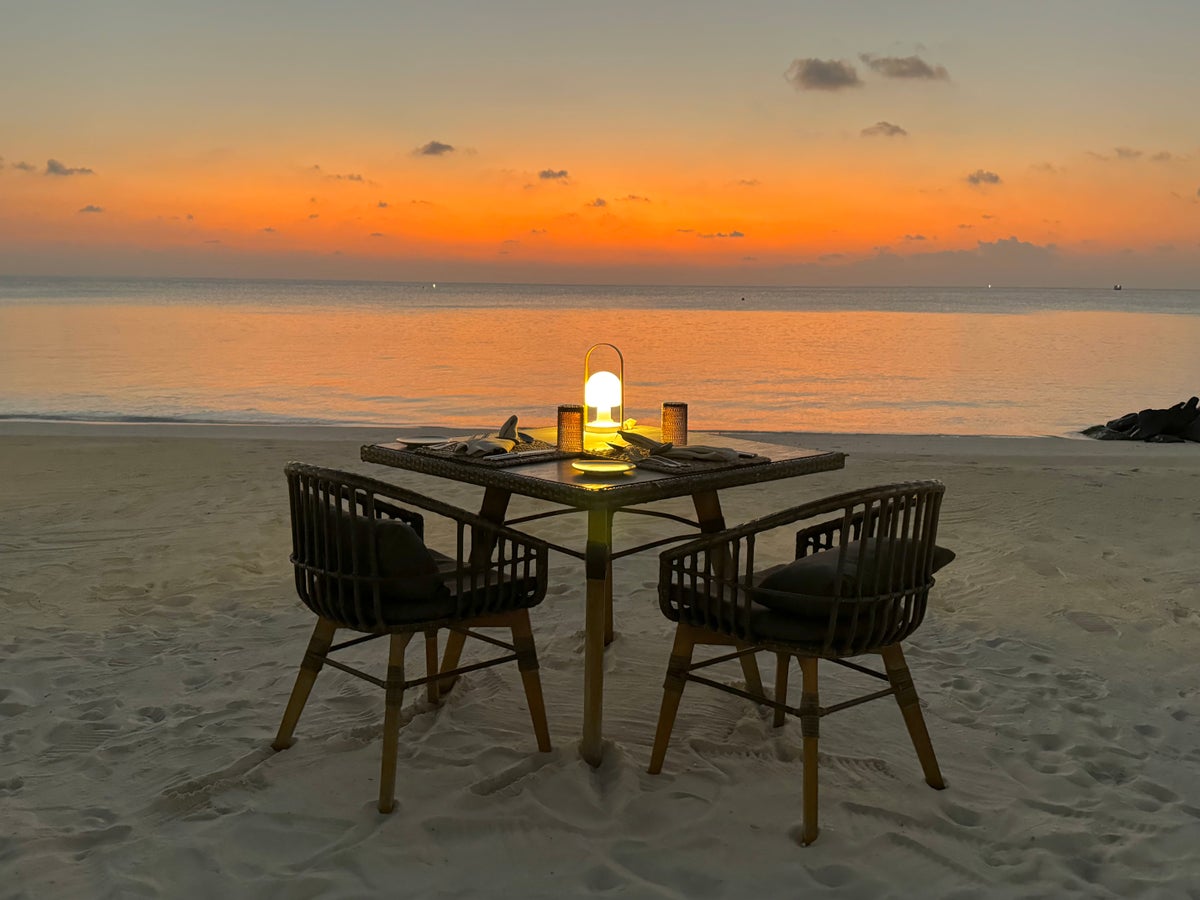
1, 276, 1197, 436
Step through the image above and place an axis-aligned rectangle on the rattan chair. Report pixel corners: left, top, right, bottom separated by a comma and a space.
648, 481, 953, 845
273, 463, 552, 813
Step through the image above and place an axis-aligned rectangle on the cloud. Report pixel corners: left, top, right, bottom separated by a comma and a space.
45, 158, 94, 176
312, 165, 365, 182
958, 224, 973, 229
369, 232, 384, 237
904, 233, 926, 241
308, 213, 319, 219
620, 194, 651, 202
78, 204, 104, 213
539, 169, 569, 180
186, 213, 193, 220
698, 230, 745, 239
587, 198, 607, 207
860, 54, 949, 80
1150, 151, 1174, 163
966, 169, 1002, 186
861, 121, 908, 138
377, 201, 389, 208
415, 140, 455, 156
529, 228, 547, 235
261, 227, 276, 233
737, 179, 760, 187
13, 160, 37, 171
784, 58, 861, 91
1114, 146, 1142, 160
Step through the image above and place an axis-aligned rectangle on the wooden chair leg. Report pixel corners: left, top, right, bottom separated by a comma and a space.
648, 624, 697, 774
773, 653, 790, 728
424, 630, 441, 705
799, 657, 820, 845
737, 645, 765, 699
272, 617, 337, 751
439, 629, 467, 694
880, 644, 945, 790
378, 632, 412, 814
510, 610, 552, 752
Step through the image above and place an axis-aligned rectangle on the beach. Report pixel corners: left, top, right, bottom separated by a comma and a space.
2, 423, 1199, 898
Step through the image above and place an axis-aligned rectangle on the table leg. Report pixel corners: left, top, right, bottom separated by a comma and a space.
582, 507, 612, 767
442, 487, 513, 693
691, 490, 764, 695
603, 556, 614, 646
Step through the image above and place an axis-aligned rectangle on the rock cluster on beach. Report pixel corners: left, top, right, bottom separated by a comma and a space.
1082, 396, 1200, 442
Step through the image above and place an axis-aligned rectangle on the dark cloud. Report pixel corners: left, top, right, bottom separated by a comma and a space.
312, 165, 365, 182
904, 234, 926, 241
308, 214, 319, 219
369, 232, 384, 237
1150, 151, 1174, 163
529, 228, 547, 235
377, 201, 389, 208
13, 160, 37, 171
186, 213, 194, 220
784, 58, 862, 91
966, 169, 1002, 186
539, 169, 569, 180
78, 204, 104, 214
415, 140, 455, 156
698, 230, 745, 239
860, 54, 949, 80
861, 121, 908, 138
621, 194, 651, 202
1114, 146, 1142, 160
45, 158, 94, 176
262, 227, 277, 233
588, 198, 607, 207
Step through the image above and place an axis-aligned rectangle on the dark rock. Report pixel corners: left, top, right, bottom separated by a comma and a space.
1084, 396, 1200, 443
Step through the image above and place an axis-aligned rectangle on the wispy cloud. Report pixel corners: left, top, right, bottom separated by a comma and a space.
369, 232, 384, 237
377, 201, 389, 208
620, 194, 651, 202
78, 204, 104, 213
587, 198, 607, 207
698, 230, 745, 239
1114, 146, 1142, 160
966, 169, 1002, 186
784, 58, 861, 91
736, 179, 760, 187
415, 140, 455, 157
1150, 151, 1174, 163
861, 121, 908, 138
262, 227, 277, 233
312, 164, 365, 182
13, 160, 37, 171
539, 168, 569, 180
860, 54, 949, 80
45, 158, 94, 176
904, 233, 926, 241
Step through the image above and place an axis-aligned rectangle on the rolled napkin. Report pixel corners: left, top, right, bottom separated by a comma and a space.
447, 415, 533, 457
617, 430, 752, 462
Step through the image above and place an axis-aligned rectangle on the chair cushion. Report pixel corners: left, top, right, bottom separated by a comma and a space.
753, 540, 955, 617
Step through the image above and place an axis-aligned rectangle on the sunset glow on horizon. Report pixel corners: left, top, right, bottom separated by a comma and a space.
3, 1, 1199, 287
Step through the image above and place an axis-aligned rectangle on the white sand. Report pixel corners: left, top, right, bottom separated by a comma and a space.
2, 423, 1198, 898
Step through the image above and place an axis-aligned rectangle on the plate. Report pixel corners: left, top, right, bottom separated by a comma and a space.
398, 435, 453, 446
572, 460, 635, 475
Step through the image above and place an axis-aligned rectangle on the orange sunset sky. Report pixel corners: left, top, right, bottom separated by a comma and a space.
2, 1, 1199, 287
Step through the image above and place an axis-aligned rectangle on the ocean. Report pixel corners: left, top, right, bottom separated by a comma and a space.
1, 276, 1197, 437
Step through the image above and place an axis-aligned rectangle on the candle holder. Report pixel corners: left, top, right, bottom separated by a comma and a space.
557, 404, 585, 453
661, 402, 688, 446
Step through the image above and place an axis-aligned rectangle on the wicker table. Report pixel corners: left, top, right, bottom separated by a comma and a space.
362, 430, 845, 766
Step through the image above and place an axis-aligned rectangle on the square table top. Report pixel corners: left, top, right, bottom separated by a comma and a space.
361, 430, 846, 511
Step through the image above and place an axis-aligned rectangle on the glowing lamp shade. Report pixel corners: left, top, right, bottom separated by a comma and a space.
583, 343, 624, 434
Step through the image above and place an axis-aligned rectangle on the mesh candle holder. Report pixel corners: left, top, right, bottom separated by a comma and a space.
557, 404, 585, 453
661, 402, 688, 446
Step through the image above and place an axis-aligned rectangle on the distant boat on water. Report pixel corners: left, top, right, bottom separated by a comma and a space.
1113, 284, 1122, 290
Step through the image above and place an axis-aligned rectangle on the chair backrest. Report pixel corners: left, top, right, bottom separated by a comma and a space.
286, 463, 436, 631
661, 481, 947, 656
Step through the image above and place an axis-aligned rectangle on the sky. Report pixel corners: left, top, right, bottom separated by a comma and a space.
2, 0, 1199, 287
